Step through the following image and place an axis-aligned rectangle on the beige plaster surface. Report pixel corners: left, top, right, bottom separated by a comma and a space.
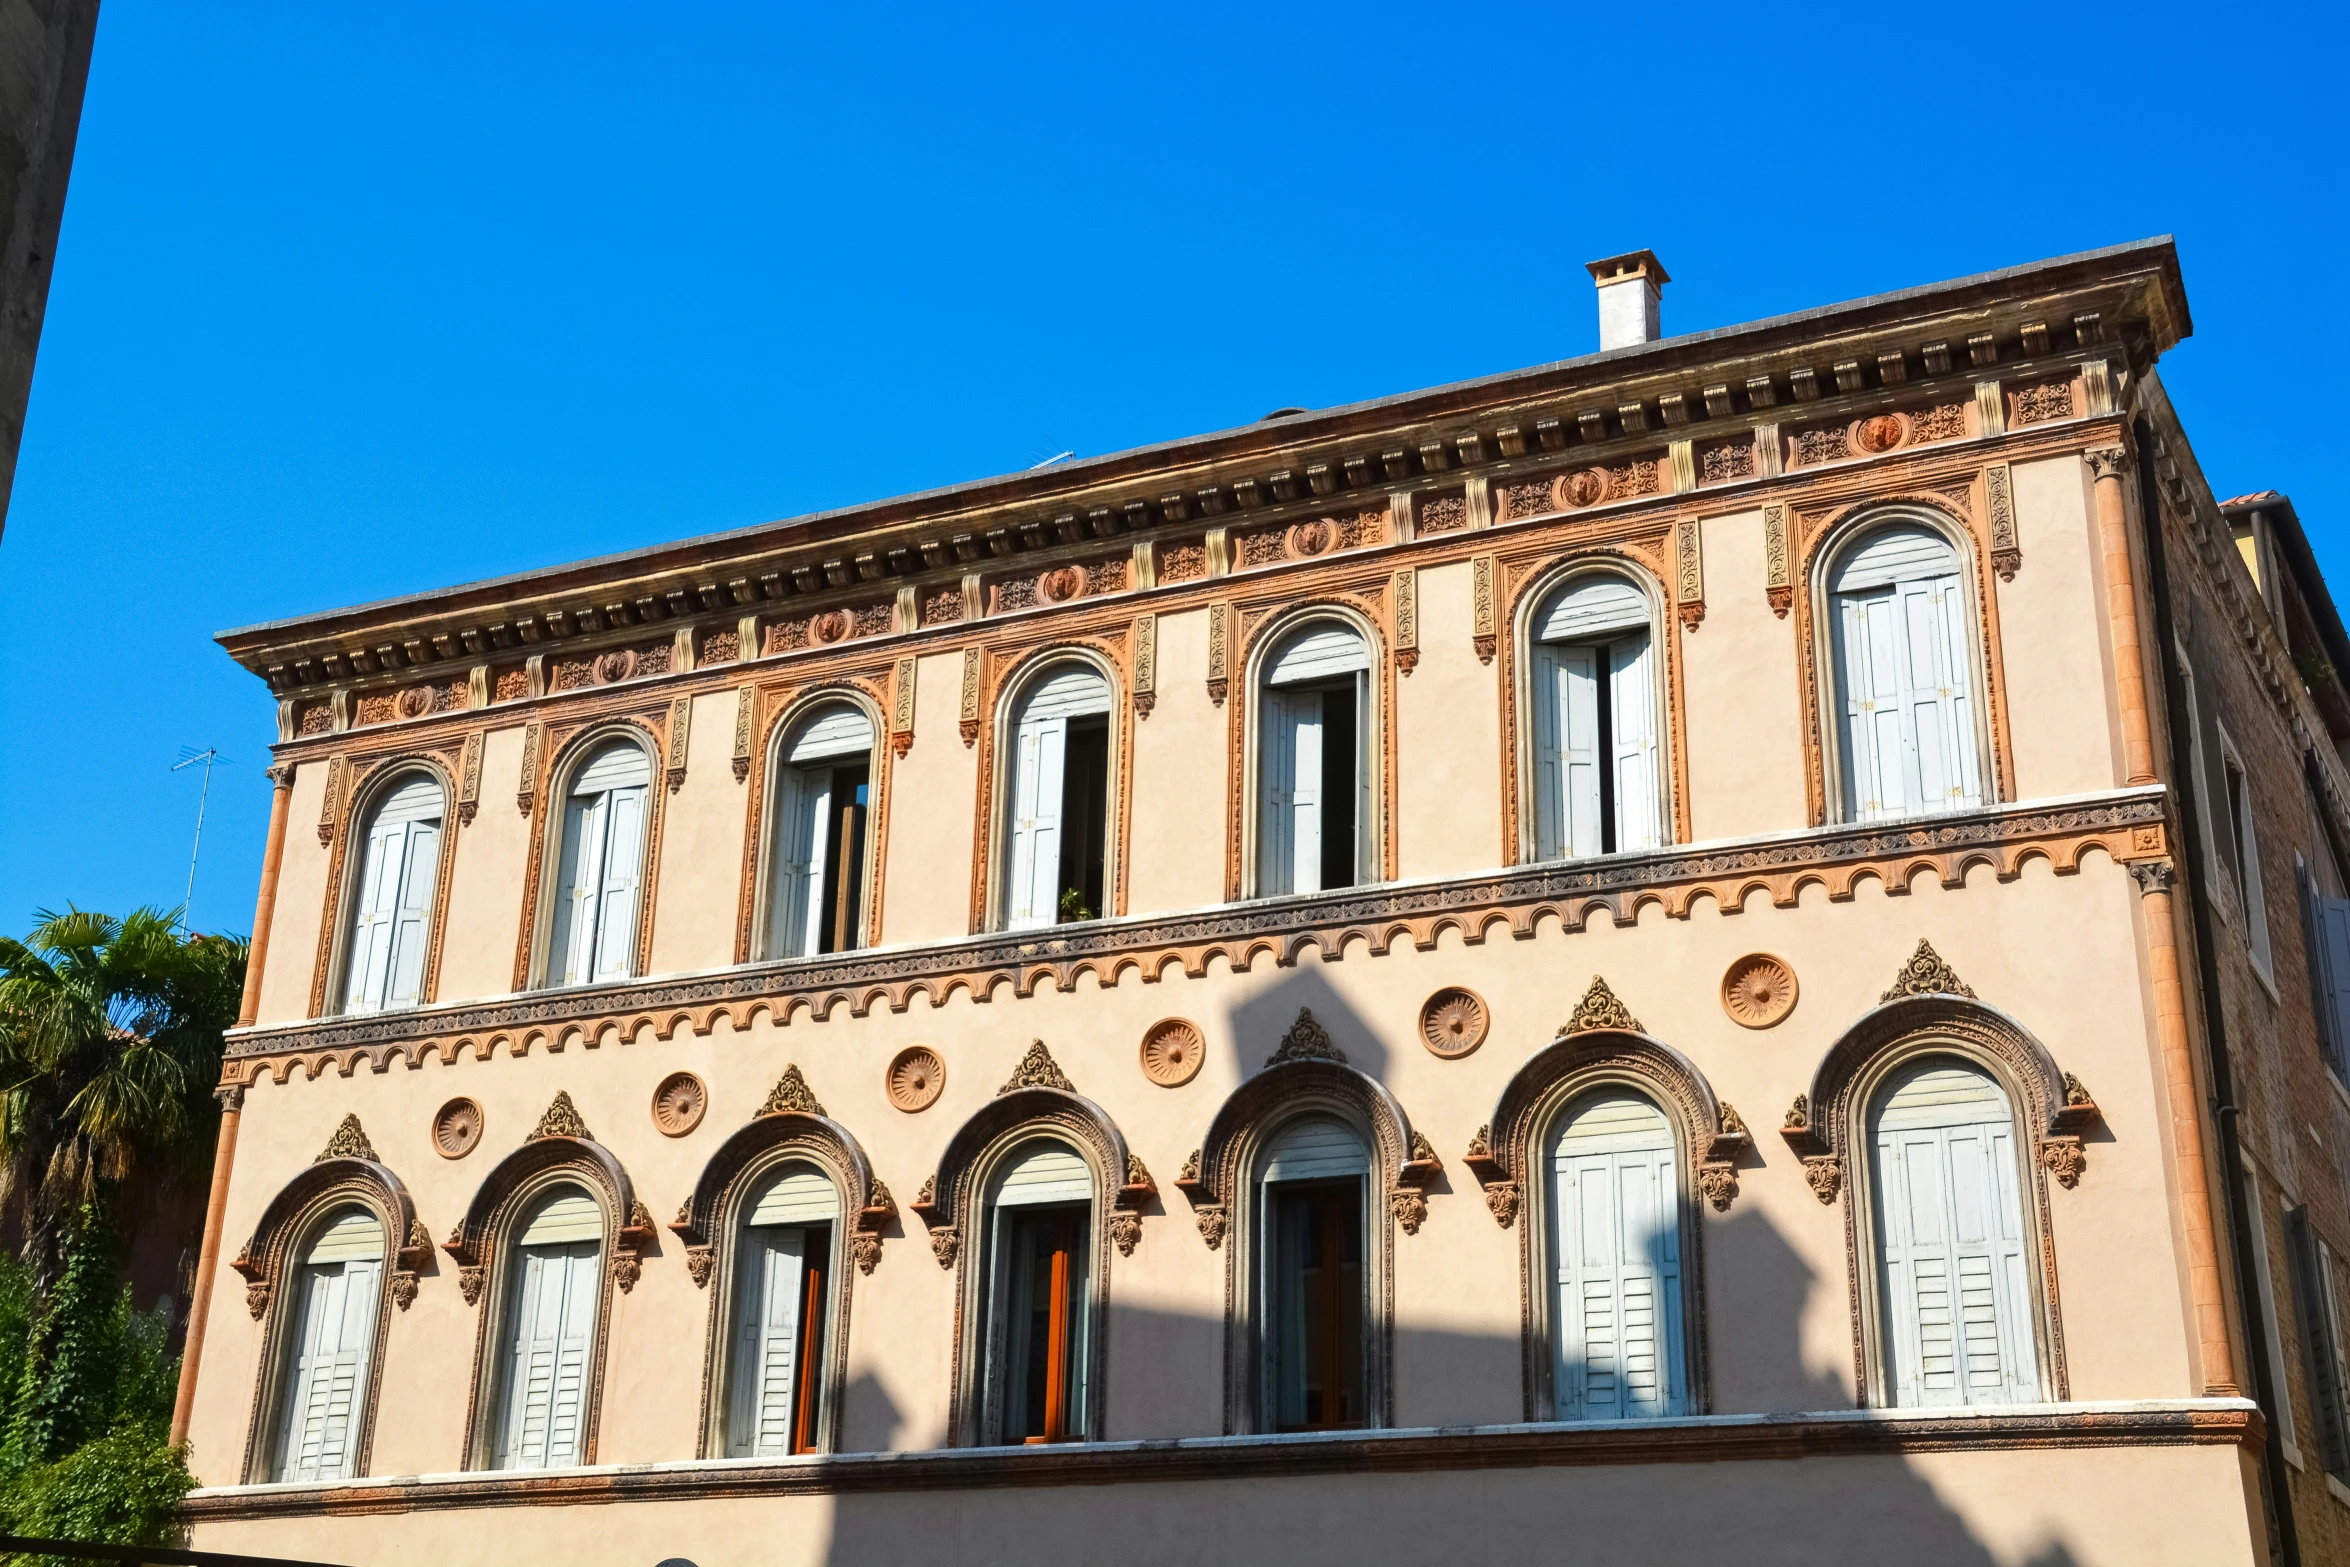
1395, 560, 1502, 880
1125, 607, 1224, 918
430, 725, 529, 1008
645, 690, 752, 978
2001, 456, 2124, 799
875, 652, 977, 946
252, 759, 332, 1027
1682, 508, 1807, 842
188, 1439, 2262, 1566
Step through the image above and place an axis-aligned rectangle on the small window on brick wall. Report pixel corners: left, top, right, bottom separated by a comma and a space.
2286, 1207, 2350, 1480
2220, 733, 2273, 977
2297, 856, 2350, 1083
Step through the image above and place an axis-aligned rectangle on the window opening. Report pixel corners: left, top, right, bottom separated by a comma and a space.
767, 706, 876, 958
271, 1207, 384, 1481
1004, 669, 1113, 929
546, 744, 652, 986
342, 776, 443, 1013
1829, 526, 1982, 822
985, 1143, 1092, 1442
728, 1166, 837, 1456
1259, 1118, 1368, 1431
1546, 1091, 1684, 1420
1530, 576, 1658, 858
494, 1189, 602, 1469
1259, 626, 1371, 896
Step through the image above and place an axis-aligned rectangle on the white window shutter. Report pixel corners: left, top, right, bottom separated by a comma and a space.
1871, 1064, 2038, 1407
731, 1229, 807, 1456
344, 813, 406, 1013
1609, 632, 1660, 851
1286, 694, 1325, 893
1005, 711, 1069, 929
768, 767, 832, 959
550, 793, 603, 986
1257, 693, 1296, 894
1930, 576, 1983, 808
276, 1257, 382, 1481
385, 819, 438, 1008
1548, 1093, 1683, 1421
1531, 644, 1566, 860
588, 786, 645, 983
501, 1242, 599, 1469
1561, 646, 1603, 857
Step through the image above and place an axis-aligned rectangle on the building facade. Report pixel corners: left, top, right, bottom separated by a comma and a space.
175, 239, 2350, 1565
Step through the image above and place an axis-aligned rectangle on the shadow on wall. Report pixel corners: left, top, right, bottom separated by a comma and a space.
787, 965, 2100, 1567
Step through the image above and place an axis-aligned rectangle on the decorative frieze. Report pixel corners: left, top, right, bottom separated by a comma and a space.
1763, 503, 1793, 618
959, 647, 983, 746
1391, 569, 1418, 675
1986, 461, 2020, 581
1471, 555, 1497, 664
665, 696, 691, 791
891, 657, 917, 758
1132, 614, 1157, 717
1673, 518, 1704, 631
457, 731, 484, 825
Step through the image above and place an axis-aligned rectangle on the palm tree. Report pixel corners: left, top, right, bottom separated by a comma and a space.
0, 908, 245, 1296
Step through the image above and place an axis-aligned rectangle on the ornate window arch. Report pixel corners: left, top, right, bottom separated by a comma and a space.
750, 689, 888, 961
668, 1065, 895, 1458
232, 1114, 426, 1484
313, 755, 460, 1020
1508, 557, 1674, 865
1459, 981, 1749, 1421
1779, 942, 2102, 1406
908, 1043, 1150, 1446
985, 648, 1126, 932
525, 721, 664, 989
1240, 607, 1387, 899
442, 1092, 655, 1470
1809, 505, 1997, 824
1172, 1009, 1440, 1434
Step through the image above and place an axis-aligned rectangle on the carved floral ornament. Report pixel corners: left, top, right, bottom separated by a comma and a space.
441, 1094, 654, 1302
233, 1119, 430, 1325
1778, 945, 2103, 1206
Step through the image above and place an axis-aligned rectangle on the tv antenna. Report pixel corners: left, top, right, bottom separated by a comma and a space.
171, 746, 231, 937
1026, 449, 1075, 470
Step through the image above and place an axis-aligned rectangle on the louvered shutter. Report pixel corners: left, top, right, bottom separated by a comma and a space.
2322, 896, 2350, 1079
1871, 1063, 2038, 1407
588, 786, 645, 983
277, 1256, 383, 1481
501, 1240, 599, 1469
2288, 1207, 2350, 1474
1609, 632, 1660, 852
1259, 691, 1324, 895
1548, 1094, 1683, 1420
729, 1228, 807, 1457
1531, 644, 1567, 860
344, 812, 405, 1013
1006, 711, 1068, 929
768, 765, 832, 958
1929, 575, 1983, 809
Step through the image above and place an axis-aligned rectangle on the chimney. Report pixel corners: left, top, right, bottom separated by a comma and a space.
1586, 250, 1669, 350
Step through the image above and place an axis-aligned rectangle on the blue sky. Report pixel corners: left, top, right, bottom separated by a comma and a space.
0, 2, 2341, 937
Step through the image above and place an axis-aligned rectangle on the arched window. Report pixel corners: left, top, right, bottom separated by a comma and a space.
266, 1206, 386, 1482
545, 742, 653, 986
762, 704, 877, 959
1827, 524, 1984, 822
339, 774, 444, 1013
491, 1187, 605, 1469
1866, 1058, 2039, 1407
1527, 575, 1661, 858
1543, 1090, 1686, 1420
724, 1164, 838, 1457
981, 1140, 1094, 1443
1256, 622, 1371, 896
1257, 1116, 1370, 1431
1001, 665, 1113, 929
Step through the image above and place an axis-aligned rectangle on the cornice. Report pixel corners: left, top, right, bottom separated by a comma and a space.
258, 412, 2128, 762
223, 789, 2169, 1082
221, 242, 2183, 707
180, 1397, 2254, 1520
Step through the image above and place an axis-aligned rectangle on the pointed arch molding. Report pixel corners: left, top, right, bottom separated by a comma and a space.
906, 1044, 1148, 1446
1779, 973, 2103, 1406
230, 1120, 427, 1484
443, 1097, 653, 1469
1461, 1026, 1751, 1228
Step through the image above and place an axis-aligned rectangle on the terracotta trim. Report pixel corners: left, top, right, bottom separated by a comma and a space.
220, 791, 2169, 1083
309, 753, 465, 1020
510, 715, 672, 993
180, 1399, 2259, 1519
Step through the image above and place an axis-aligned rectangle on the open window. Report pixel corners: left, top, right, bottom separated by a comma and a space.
763, 704, 876, 959
338, 773, 444, 1013
1866, 1058, 2041, 1407
725, 1165, 837, 1456
1257, 1117, 1369, 1431
1001, 665, 1112, 929
265, 1207, 386, 1482
982, 1141, 1093, 1443
544, 742, 652, 987
1256, 623, 1371, 896
1827, 523, 1986, 822
1527, 574, 1661, 858
490, 1188, 605, 1469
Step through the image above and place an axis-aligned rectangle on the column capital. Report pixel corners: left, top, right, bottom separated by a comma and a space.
2128, 857, 2177, 896
2085, 446, 2132, 483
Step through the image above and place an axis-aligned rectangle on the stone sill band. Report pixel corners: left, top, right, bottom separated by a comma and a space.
184, 1399, 2258, 1520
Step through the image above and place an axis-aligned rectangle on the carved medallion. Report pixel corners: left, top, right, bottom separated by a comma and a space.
887, 1046, 946, 1112
1417, 987, 1488, 1060
809, 609, 855, 646
431, 1097, 484, 1159
1287, 518, 1336, 557
1139, 1018, 1206, 1087
591, 649, 637, 686
1851, 413, 1910, 455
650, 1071, 708, 1137
1720, 953, 1799, 1029
1037, 565, 1087, 604
1555, 467, 1612, 510
396, 684, 436, 720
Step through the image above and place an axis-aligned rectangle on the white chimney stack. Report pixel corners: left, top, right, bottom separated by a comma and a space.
1586, 250, 1669, 350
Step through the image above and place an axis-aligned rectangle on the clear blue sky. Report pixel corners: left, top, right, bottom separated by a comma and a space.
0, 2, 2341, 937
